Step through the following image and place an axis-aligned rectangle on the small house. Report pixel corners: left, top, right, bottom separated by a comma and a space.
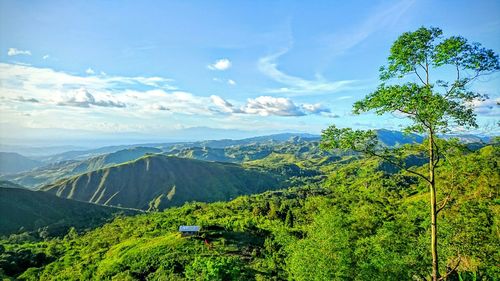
179, 225, 200, 236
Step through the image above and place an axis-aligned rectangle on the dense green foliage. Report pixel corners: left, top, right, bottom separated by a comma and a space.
1, 144, 497, 280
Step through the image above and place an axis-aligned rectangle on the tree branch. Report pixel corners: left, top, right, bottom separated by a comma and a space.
418, 62, 426, 74
436, 194, 451, 214
414, 68, 426, 85
367, 151, 431, 184
438, 256, 461, 281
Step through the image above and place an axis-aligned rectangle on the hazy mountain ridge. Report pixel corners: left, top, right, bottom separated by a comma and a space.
0, 152, 43, 175
1, 131, 489, 189
1, 147, 162, 188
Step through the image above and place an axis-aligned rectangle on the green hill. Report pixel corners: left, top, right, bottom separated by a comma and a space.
41, 155, 282, 210
2, 147, 162, 188
0, 186, 138, 237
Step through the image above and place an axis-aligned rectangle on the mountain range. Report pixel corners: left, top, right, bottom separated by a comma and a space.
40, 155, 282, 210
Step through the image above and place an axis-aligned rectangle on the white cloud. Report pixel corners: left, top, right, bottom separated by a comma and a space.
210, 95, 331, 117
7, 48, 31, 56
213, 77, 237, 85
243, 96, 304, 116
211, 95, 237, 113
0, 62, 336, 138
301, 103, 330, 114
86, 68, 95, 75
470, 97, 500, 116
258, 50, 356, 95
0, 63, 176, 92
208, 58, 232, 71
150, 104, 170, 111
56, 88, 126, 108
0, 62, 209, 117
42, 54, 50, 60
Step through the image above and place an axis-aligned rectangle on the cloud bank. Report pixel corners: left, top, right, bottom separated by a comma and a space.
210, 95, 331, 117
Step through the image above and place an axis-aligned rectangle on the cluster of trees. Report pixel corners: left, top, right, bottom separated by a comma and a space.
321, 26, 499, 280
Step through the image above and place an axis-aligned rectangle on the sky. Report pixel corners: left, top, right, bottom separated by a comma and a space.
0, 0, 499, 146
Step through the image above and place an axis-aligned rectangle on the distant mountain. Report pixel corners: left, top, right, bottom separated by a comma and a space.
186, 133, 320, 149
34, 133, 320, 163
165, 135, 332, 163
41, 155, 282, 211
0, 186, 138, 237
441, 134, 491, 143
0, 144, 86, 158
2, 147, 162, 189
40, 144, 143, 163
32, 131, 490, 165
0, 152, 42, 175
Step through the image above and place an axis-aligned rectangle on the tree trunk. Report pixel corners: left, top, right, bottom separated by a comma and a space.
429, 132, 439, 281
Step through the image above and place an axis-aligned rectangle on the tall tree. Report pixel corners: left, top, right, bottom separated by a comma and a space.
320, 27, 499, 280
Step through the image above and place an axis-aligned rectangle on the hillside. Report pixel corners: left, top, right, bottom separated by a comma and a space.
0, 152, 42, 175
1, 147, 162, 188
41, 155, 283, 210
2, 145, 497, 280
0, 186, 138, 237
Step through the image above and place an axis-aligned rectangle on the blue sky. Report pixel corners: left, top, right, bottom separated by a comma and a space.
0, 0, 499, 146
